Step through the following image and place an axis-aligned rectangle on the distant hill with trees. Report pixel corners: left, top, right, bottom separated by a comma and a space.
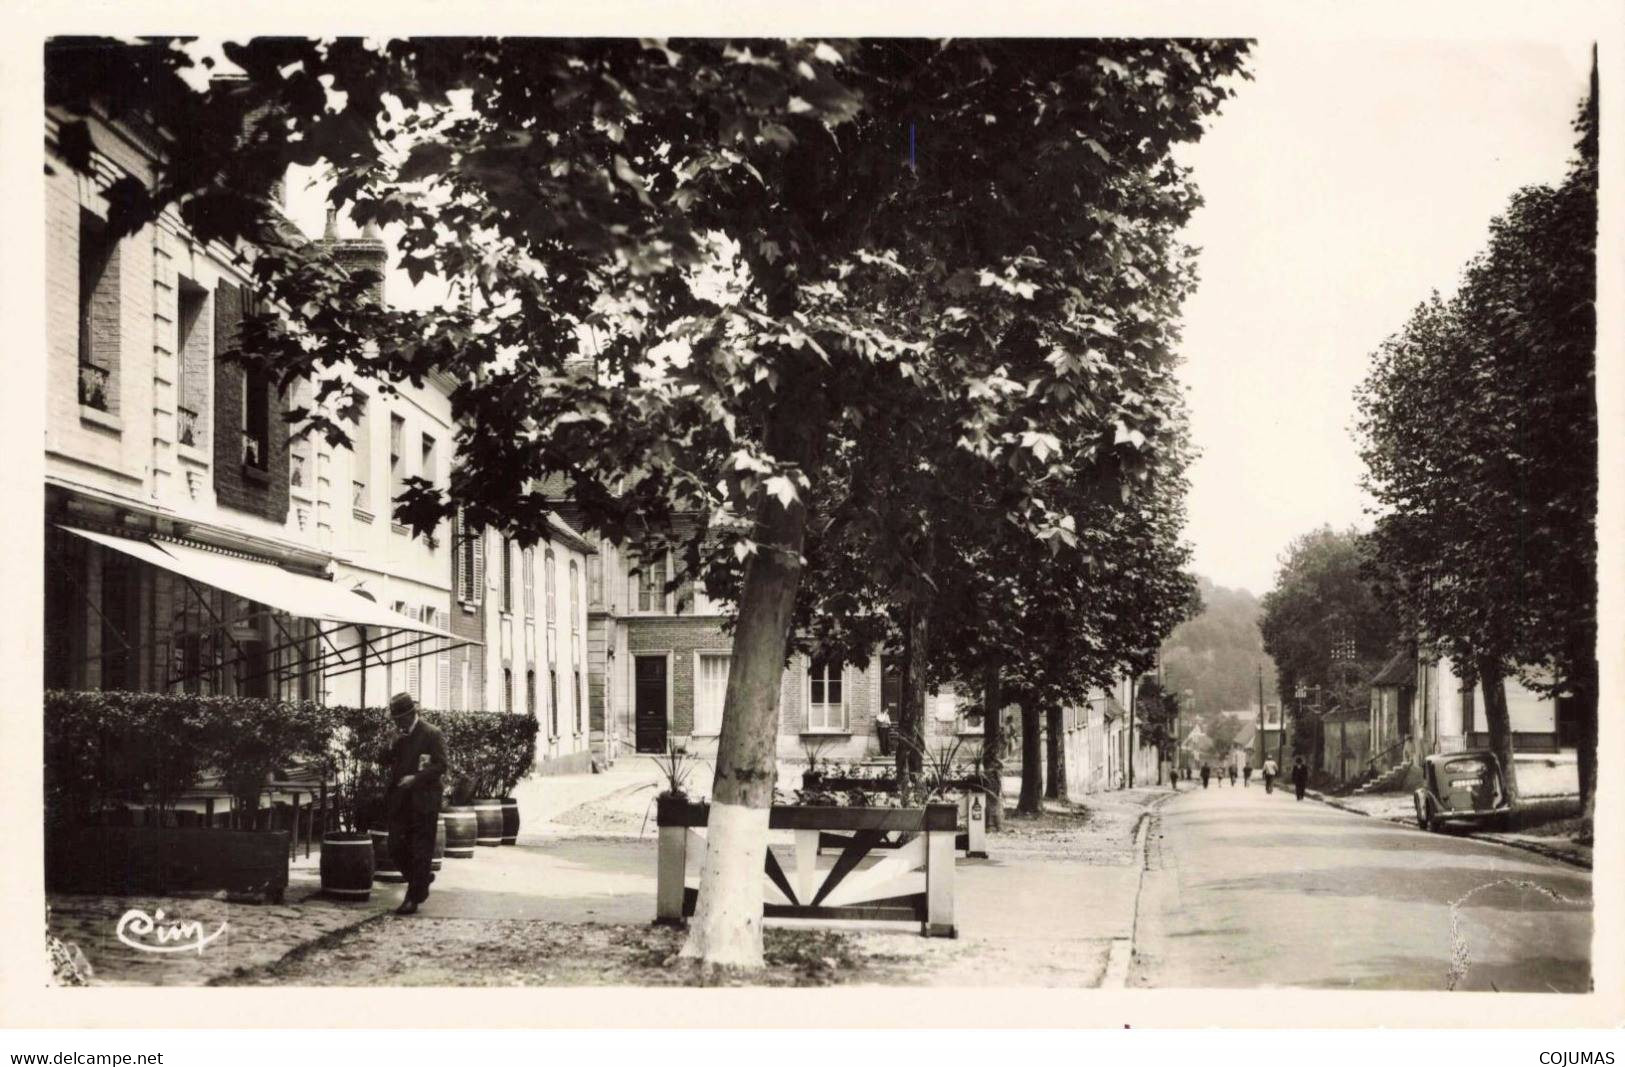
1158, 576, 1277, 724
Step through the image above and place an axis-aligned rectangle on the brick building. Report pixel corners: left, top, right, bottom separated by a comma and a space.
43, 93, 467, 713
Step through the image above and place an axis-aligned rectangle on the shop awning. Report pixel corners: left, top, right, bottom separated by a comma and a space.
59, 525, 458, 639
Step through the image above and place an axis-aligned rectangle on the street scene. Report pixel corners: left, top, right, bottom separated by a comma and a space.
31, 31, 1598, 999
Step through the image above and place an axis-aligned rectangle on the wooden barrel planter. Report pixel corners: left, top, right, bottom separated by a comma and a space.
431, 815, 446, 871
369, 828, 404, 883
473, 798, 503, 847
499, 797, 520, 845
319, 831, 375, 901
442, 808, 477, 859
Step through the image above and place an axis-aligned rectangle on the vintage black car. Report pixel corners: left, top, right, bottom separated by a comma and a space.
1413, 750, 1511, 832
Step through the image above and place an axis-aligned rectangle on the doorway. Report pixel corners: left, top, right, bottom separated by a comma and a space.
634, 654, 668, 753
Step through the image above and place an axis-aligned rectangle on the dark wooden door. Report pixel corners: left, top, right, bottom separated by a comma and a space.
635, 656, 668, 753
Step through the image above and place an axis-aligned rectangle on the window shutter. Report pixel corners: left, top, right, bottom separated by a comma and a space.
471, 524, 484, 604
437, 609, 451, 709
455, 509, 468, 603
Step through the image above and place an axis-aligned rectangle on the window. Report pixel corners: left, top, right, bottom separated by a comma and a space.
674, 579, 693, 615
523, 547, 536, 618
1462, 684, 1476, 734
352, 398, 372, 515
574, 670, 583, 734
545, 548, 557, 628
502, 667, 513, 714
175, 281, 208, 448
77, 210, 118, 414
807, 658, 846, 732
241, 364, 270, 470
569, 560, 580, 637
549, 667, 559, 737
526, 669, 536, 716
455, 508, 483, 604
501, 536, 514, 614
388, 413, 405, 507
695, 653, 730, 736
420, 432, 437, 487
634, 555, 665, 613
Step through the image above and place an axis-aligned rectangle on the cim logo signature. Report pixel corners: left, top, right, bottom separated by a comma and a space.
114, 908, 227, 955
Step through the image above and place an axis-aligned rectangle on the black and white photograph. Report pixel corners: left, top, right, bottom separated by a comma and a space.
3, 2, 1621, 1042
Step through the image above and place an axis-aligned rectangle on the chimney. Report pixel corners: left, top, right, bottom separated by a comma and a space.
320, 210, 387, 306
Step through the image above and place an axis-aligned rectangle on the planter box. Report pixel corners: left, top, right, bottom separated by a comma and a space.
654, 799, 956, 937
46, 826, 291, 902
793, 775, 990, 858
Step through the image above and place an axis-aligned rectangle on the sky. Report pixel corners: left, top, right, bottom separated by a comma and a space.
279, 38, 1596, 598
1173, 38, 1594, 596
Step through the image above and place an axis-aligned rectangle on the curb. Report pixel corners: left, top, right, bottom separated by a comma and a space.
1305, 791, 1591, 871
1103, 792, 1177, 989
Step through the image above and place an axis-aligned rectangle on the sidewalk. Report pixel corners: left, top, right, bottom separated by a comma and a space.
53, 769, 1168, 987
216, 785, 1167, 987
1307, 790, 1591, 870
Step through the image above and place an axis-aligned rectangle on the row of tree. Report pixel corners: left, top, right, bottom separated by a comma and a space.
1354, 63, 1598, 820
48, 37, 1249, 966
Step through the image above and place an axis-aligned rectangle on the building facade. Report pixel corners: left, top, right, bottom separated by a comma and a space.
44, 100, 467, 716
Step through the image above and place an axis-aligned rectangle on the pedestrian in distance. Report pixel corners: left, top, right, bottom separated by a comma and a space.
385, 692, 449, 916
1200, 763, 1211, 789
1243, 762, 1252, 787
1291, 755, 1310, 802
1262, 756, 1278, 794
1228, 764, 1237, 787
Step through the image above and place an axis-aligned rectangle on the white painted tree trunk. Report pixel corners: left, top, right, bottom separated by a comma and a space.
678, 388, 816, 968
677, 801, 770, 966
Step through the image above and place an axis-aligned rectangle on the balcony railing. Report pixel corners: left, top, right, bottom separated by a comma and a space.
177, 405, 199, 447
78, 362, 109, 412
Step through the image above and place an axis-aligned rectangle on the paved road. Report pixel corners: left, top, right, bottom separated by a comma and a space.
1130, 783, 1592, 991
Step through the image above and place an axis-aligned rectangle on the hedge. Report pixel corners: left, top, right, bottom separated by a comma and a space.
44, 691, 540, 832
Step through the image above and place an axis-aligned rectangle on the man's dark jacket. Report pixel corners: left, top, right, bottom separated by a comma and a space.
386, 718, 448, 817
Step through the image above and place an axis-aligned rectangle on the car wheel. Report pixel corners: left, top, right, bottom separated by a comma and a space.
1413, 794, 1429, 830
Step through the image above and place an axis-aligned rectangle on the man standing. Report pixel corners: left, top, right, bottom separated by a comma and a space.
1262, 756, 1278, 794
1200, 762, 1211, 789
1242, 762, 1252, 788
386, 692, 448, 915
1291, 755, 1310, 802
1227, 764, 1237, 787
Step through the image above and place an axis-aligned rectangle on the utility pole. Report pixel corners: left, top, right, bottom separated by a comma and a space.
1257, 663, 1265, 768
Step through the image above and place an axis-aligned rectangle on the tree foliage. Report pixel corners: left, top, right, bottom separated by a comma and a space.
1355, 67, 1597, 814
1257, 526, 1399, 721
47, 35, 1251, 962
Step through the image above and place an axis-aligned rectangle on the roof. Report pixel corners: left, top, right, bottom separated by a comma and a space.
1370, 650, 1416, 687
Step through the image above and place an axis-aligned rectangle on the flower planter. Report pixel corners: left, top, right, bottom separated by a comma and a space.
441, 807, 477, 858
45, 826, 290, 902
431, 817, 446, 871
654, 798, 957, 937
369, 828, 404, 883
319, 831, 375, 901
499, 797, 520, 845
472, 798, 503, 847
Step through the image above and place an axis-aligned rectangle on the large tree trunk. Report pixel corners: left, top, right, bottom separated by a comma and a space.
1045, 704, 1065, 800
981, 663, 1004, 831
1571, 658, 1598, 834
895, 598, 929, 781
680, 393, 817, 970
1473, 654, 1519, 808
1017, 702, 1043, 814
